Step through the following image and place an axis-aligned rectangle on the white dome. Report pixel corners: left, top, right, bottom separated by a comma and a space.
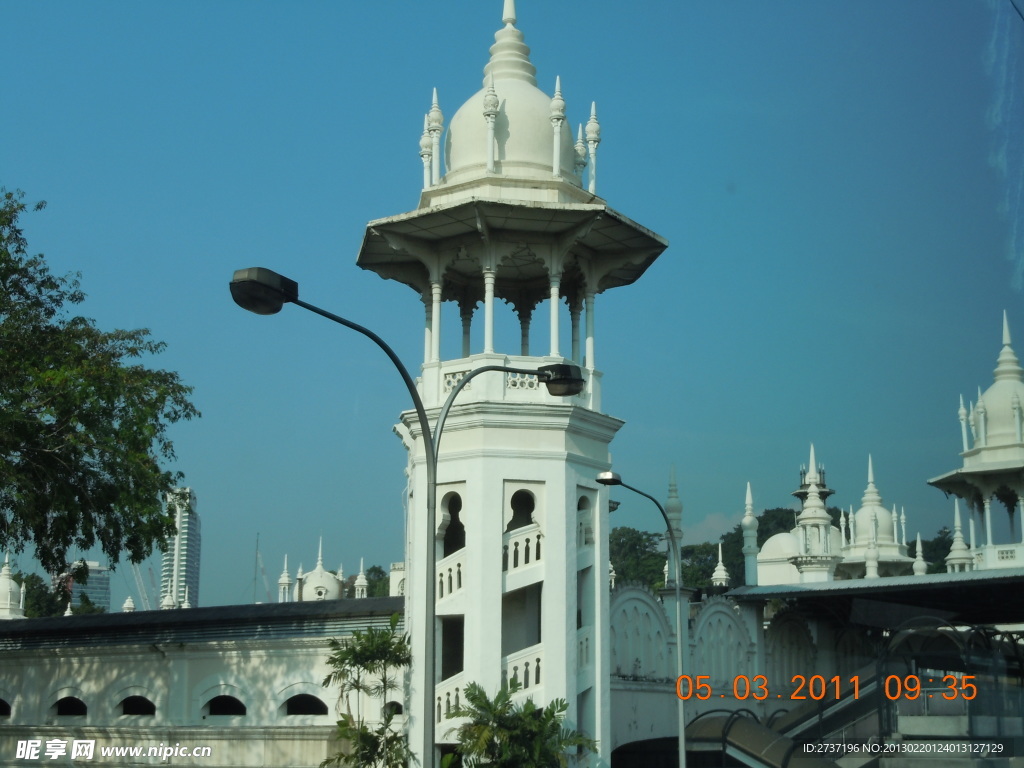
760, 531, 799, 559
443, 13, 578, 186
302, 562, 341, 601
853, 458, 895, 545
446, 80, 576, 184
977, 323, 1024, 447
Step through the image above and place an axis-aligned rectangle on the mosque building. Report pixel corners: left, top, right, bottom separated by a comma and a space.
353, 0, 666, 760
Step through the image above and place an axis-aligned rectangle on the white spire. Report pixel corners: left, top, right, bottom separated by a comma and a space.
122, 595, 136, 612
711, 543, 730, 587
502, 0, 516, 25
585, 102, 601, 194
806, 444, 819, 485
913, 533, 927, 576
946, 499, 973, 572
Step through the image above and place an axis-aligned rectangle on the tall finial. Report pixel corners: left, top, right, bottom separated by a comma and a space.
586, 102, 601, 194
913, 533, 927, 575
995, 310, 1024, 382
428, 89, 444, 186
502, 0, 516, 26
806, 444, 819, 484
867, 454, 875, 485
574, 124, 588, 177
317, 536, 324, 567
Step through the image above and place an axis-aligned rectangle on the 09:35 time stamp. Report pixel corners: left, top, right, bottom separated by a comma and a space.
675, 674, 978, 702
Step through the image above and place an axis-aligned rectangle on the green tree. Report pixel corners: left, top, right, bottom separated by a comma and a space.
322, 613, 412, 768
442, 679, 596, 768
0, 189, 198, 576
609, 526, 666, 590
14, 572, 64, 618
366, 564, 390, 597
679, 541, 717, 588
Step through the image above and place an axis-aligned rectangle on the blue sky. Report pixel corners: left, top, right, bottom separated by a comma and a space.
5, 1, 1023, 608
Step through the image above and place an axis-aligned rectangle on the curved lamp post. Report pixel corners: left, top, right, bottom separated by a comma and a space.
230, 266, 584, 767
596, 470, 687, 768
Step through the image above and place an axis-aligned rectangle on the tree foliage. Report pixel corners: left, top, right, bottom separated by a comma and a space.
609, 526, 666, 590
442, 679, 596, 768
322, 613, 412, 768
679, 541, 718, 588
0, 189, 198, 575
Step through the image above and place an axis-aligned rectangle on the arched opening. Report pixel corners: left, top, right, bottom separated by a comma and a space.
119, 696, 156, 716
443, 493, 466, 557
284, 694, 328, 716
54, 697, 87, 717
0, 699, 10, 717
506, 490, 535, 532
204, 695, 246, 716
384, 700, 404, 717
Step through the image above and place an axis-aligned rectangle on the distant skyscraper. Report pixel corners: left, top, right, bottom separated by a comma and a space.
160, 488, 201, 608
71, 561, 110, 612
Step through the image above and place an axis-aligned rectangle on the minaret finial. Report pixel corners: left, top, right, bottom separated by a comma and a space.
317, 536, 324, 567
1004, 310, 1011, 346
806, 444, 819, 484
502, 0, 516, 26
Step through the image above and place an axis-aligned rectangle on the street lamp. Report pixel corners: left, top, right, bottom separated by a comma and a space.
596, 470, 687, 768
230, 266, 584, 767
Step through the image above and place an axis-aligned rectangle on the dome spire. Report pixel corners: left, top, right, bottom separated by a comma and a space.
484, 0, 536, 86
995, 310, 1023, 382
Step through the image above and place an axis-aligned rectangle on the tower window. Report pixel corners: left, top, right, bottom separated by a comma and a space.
284, 694, 328, 716
506, 490, 535, 532
0, 699, 11, 717
443, 493, 466, 557
205, 695, 246, 716
54, 697, 87, 717
119, 696, 156, 716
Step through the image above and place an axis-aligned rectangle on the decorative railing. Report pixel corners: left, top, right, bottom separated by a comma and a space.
503, 643, 543, 693
435, 672, 466, 725
436, 550, 465, 601
505, 371, 540, 391
502, 524, 542, 572
443, 369, 471, 395
577, 625, 593, 670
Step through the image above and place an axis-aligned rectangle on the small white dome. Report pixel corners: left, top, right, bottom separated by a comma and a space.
443, 12, 578, 186
853, 457, 894, 545
302, 562, 341, 601
977, 317, 1024, 447
760, 531, 799, 559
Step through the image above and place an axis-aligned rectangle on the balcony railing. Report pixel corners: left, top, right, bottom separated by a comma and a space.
502, 524, 542, 573
502, 642, 543, 693
436, 550, 465, 602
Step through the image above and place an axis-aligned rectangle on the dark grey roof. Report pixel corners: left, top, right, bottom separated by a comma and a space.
728, 568, 1024, 626
0, 597, 405, 651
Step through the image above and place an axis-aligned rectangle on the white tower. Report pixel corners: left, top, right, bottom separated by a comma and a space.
355, 4, 667, 762
930, 313, 1024, 568
159, 487, 200, 608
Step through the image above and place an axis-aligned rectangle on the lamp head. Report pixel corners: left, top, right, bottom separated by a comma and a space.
596, 471, 623, 486
230, 267, 299, 315
537, 363, 585, 397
